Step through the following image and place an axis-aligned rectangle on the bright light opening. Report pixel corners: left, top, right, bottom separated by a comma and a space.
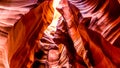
44, 0, 61, 37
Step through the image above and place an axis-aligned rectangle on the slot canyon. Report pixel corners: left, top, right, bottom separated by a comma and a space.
0, 0, 120, 68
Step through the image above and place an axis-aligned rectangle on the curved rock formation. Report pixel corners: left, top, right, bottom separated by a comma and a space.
68, 0, 120, 46
7, 1, 54, 68
55, 0, 120, 67
0, 0, 119, 68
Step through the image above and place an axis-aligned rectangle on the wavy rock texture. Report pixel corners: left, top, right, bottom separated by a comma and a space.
68, 0, 120, 46
0, 0, 38, 68
55, 0, 120, 67
0, 0, 119, 68
6, 1, 54, 68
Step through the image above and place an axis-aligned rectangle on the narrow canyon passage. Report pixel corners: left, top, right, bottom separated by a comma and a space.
0, 0, 120, 68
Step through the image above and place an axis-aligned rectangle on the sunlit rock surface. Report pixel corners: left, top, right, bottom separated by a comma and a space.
0, 0, 38, 68
0, 0, 119, 68
55, 0, 120, 67
68, 0, 120, 46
